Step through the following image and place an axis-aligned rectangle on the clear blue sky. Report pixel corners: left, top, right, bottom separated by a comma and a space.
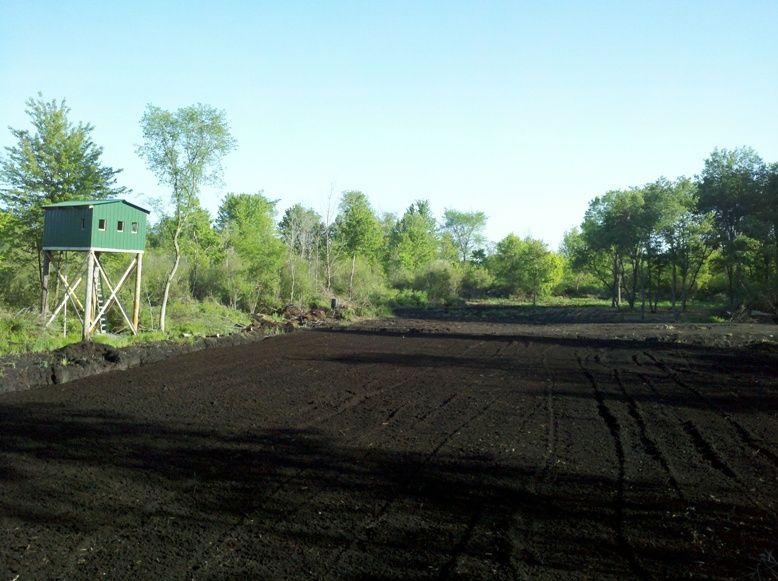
2, 1, 777, 249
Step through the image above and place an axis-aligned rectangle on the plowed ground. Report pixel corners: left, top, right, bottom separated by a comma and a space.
1, 307, 777, 579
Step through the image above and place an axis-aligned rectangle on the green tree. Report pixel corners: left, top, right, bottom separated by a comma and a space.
150, 206, 222, 300
698, 147, 766, 308
217, 192, 284, 313
0, 210, 15, 303
640, 178, 673, 312
279, 204, 323, 260
559, 227, 601, 295
657, 177, 715, 312
335, 191, 383, 298
490, 235, 562, 304
278, 204, 323, 303
137, 103, 236, 331
0, 94, 127, 295
581, 189, 647, 308
766, 163, 778, 313
387, 200, 439, 275
442, 209, 487, 262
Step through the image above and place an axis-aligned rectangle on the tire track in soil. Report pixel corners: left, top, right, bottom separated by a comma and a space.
322, 338, 537, 578
188, 338, 506, 577
498, 343, 558, 577
323, 395, 501, 576
426, 341, 554, 579
270, 383, 466, 521
630, 370, 703, 501
680, 420, 737, 479
612, 368, 684, 499
634, 371, 772, 514
634, 370, 741, 482
604, 366, 708, 570
7, 316, 778, 580
293, 338, 507, 507
301, 376, 411, 430
577, 354, 648, 580
264, 338, 499, 500
642, 350, 778, 470
186, 377, 422, 576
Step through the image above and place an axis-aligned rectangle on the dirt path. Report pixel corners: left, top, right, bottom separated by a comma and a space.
1, 309, 777, 579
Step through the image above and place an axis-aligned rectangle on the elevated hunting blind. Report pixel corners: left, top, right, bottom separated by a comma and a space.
41, 199, 150, 339
43, 199, 148, 252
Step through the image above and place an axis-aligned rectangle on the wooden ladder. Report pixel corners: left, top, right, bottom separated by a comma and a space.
95, 275, 108, 334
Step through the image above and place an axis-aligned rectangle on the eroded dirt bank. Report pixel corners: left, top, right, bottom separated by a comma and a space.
0, 304, 335, 395
1, 306, 777, 579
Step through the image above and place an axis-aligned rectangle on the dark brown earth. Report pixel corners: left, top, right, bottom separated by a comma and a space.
1, 306, 777, 579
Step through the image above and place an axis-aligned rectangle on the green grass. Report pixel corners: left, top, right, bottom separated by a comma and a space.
0, 299, 252, 357
163, 299, 251, 336
0, 309, 78, 354
467, 296, 613, 307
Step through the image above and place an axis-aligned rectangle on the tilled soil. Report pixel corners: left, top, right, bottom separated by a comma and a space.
1, 307, 777, 579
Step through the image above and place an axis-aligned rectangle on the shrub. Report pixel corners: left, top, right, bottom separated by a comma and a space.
394, 288, 428, 307
414, 260, 462, 303
460, 265, 494, 298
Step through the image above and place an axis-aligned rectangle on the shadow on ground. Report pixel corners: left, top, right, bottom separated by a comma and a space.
0, 403, 773, 579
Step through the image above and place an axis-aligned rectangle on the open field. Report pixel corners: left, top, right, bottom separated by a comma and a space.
1, 306, 777, 579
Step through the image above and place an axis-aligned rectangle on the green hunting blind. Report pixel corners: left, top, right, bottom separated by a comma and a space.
43, 199, 149, 252
41, 200, 150, 339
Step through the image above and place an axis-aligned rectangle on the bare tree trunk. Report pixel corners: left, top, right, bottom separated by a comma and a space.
325, 244, 333, 291
159, 222, 182, 333
348, 253, 356, 299
774, 222, 778, 305
313, 237, 320, 290
40, 251, 51, 317
249, 287, 260, 315
727, 264, 735, 310
652, 264, 661, 313
289, 252, 297, 304
324, 184, 336, 292
628, 255, 640, 309
612, 253, 619, 308
646, 256, 653, 312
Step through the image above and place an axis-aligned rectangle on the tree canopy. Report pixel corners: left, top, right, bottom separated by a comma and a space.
388, 200, 438, 274
442, 209, 487, 262
137, 103, 236, 331
0, 94, 127, 259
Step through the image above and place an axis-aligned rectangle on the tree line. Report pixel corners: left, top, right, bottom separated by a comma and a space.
1, 95, 776, 334
565, 148, 778, 315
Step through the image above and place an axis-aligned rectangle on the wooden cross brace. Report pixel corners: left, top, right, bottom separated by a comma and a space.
45, 274, 85, 328
88, 257, 139, 335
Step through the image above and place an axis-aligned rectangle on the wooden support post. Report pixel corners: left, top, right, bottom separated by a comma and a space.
132, 252, 143, 333
41, 251, 51, 318
83, 251, 95, 340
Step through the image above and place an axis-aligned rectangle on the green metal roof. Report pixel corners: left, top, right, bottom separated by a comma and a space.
44, 199, 150, 214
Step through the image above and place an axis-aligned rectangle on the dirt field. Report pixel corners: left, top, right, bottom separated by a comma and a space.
1, 306, 777, 579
